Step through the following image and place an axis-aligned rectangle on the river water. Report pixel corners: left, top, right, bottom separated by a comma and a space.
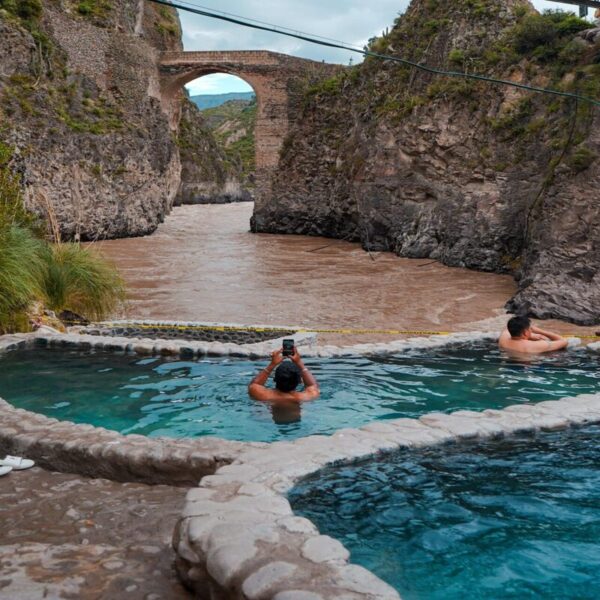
95, 203, 588, 344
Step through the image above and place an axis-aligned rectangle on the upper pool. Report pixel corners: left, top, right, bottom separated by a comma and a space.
0, 343, 598, 442
289, 425, 600, 599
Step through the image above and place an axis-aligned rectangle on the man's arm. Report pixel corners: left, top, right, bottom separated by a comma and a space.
498, 329, 511, 346
248, 350, 282, 401
291, 349, 320, 400
531, 326, 563, 341
531, 326, 568, 351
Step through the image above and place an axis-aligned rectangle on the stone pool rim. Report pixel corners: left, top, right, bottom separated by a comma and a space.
1, 328, 599, 599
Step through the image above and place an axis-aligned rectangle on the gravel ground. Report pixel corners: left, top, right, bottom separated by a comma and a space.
0, 467, 191, 599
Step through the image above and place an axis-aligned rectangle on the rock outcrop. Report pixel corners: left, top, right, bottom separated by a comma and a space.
0, 0, 218, 239
253, 0, 600, 325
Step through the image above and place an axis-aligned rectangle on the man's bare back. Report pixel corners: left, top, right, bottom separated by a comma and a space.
248, 348, 320, 403
499, 316, 568, 355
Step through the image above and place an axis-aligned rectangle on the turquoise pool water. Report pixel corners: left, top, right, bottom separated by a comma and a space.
0, 343, 598, 442
289, 426, 600, 599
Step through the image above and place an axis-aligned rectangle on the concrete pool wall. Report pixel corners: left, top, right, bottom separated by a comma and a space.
1, 328, 599, 599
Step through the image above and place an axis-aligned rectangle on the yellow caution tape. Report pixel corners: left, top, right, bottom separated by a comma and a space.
96, 322, 600, 339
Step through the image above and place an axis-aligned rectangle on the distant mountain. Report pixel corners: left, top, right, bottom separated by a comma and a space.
190, 91, 255, 110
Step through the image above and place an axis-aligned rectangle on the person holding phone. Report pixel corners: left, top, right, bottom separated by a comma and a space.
248, 341, 320, 402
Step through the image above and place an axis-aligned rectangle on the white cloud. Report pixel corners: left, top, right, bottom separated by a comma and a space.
179, 0, 405, 65
181, 0, 594, 96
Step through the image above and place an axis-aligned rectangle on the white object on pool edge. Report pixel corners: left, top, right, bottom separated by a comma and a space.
0, 465, 12, 476
0, 455, 35, 470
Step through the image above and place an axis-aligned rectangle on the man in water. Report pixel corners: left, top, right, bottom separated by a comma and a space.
248, 347, 320, 402
498, 316, 568, 354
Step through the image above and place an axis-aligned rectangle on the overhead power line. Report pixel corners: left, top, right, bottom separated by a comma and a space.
159, 0, 365, 50
148, 0, 600, 107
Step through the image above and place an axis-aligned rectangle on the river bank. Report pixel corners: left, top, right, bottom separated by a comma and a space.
96, 203, 597, 345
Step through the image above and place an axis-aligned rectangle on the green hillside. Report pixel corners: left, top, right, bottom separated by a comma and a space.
201, 98, 257, 183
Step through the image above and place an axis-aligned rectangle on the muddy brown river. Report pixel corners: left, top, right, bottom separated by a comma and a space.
96, 203, 593, 344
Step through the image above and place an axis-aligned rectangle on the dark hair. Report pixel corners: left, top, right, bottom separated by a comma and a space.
274, 361, 301, 392
507, 315, 531, 338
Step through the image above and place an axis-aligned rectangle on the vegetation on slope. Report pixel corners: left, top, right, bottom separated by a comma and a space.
299, 4, 599, 182
0, 0, 181, 136
201, 98, 257, 182
0, 143, 125, 333
0, 1, 126, 137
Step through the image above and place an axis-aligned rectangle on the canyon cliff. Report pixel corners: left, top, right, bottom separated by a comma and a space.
0, 0, 226, 239
253, 0, 600, 325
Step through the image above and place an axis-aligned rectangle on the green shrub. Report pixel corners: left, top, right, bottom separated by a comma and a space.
489, 98, 534, 138
512, 14, 559, 53
567, 145, 598, 173
0, 226, 45, 333
306, 74, 345, 97
76, 0, 111, 19
544, 9, 590, 35
448, 49, 465, 66
510, 10, 589, 61
155, 4, 179, 36
0, 0, 42, 21
41, 243, 125, 321
426, 77, 477, 99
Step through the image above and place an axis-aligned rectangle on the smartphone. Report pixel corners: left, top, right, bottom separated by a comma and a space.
282, 339, 295, 357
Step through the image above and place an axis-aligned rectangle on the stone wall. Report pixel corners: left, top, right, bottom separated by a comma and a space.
84, 323, 295, 345
174, 391, 600, 599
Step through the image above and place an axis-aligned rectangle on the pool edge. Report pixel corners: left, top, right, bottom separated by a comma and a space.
174, 394, 600, 599
1, 330, 597, 599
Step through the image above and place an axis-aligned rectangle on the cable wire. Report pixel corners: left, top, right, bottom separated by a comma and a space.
165, 0, 366, 50
149, 0, 600, 107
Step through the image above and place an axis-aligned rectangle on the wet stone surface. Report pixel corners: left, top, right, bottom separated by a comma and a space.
84, 325, 292, 345
0, 468, 190, 600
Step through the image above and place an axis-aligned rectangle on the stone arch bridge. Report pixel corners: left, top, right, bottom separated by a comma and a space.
159, 50, 340, 198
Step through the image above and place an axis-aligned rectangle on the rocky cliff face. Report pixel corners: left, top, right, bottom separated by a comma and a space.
253, 0, 600, 325
0, 0, 188, 239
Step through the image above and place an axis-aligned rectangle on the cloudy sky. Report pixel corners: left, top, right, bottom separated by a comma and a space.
179, 1, 594, 96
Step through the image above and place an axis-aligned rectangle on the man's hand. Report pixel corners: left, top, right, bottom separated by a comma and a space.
290, 347, 303, 366
531, 324, 565, 342
529, 333, 546, 341
270, 349, 284, 367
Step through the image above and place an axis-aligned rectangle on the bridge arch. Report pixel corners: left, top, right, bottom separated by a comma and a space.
159, 50, 340, 201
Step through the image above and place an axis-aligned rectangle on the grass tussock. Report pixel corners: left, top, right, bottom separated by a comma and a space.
0, 226, 45, 332
42, 243, 125, 321
0, 142, 126, 333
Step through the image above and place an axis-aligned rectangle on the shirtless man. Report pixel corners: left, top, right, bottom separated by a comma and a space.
248, 347, 320, 402
498, 316, 568, 354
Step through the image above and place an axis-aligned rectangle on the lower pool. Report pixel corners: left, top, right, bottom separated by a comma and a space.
289, 426, 600, 599
0, 343, 598, 442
